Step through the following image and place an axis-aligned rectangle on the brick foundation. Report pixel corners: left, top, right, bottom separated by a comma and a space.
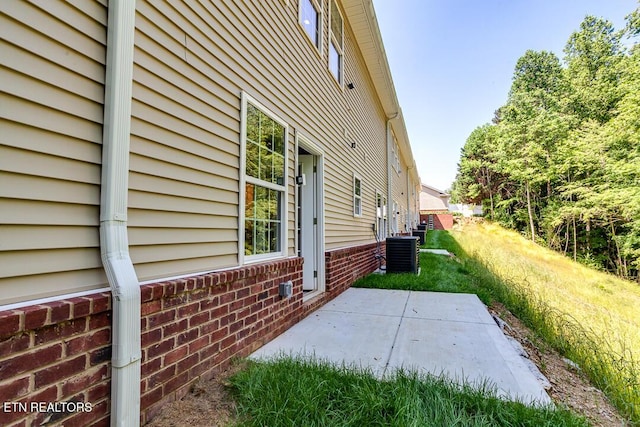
0, 242, 383, 426
302, 241, 385, 314
138, 258, 304, 423
0, 293, 113, 426
420, 213, 454, 230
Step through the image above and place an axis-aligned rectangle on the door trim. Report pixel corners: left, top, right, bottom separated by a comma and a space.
295, 132, 325, 300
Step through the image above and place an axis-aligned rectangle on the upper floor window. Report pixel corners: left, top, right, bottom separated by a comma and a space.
300, 0, 321, 49
392, 141, 400, 173
243, 97, 287, 259
329, 0, 344, 83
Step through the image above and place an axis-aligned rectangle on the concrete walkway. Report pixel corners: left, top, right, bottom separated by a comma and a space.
419, 248, 452, 255
251, 288, 551, 406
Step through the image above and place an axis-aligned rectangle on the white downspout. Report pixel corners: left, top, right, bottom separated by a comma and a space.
407, 166, 413, 231
386, 113, 398, 237
100, 1, 140, 426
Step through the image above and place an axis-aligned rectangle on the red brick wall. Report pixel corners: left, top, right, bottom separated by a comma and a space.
434, 214, 453, 230
302, 242, 385, 314
324, 242, 384, 294
139, 258, 304, 423
0, 293, 113, 426
0, 259, 304, 426
1, 242, 383, 426
419, 213, 454, 230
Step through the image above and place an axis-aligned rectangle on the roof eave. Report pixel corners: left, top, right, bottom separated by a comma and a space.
343, 0, 420, 184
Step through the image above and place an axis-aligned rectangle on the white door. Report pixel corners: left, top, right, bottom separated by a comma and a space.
298, 155, 317, 291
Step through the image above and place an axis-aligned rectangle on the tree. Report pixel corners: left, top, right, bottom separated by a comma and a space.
564, 16, 625, 123
452, 10, 640, 280
451, 124, 501, 219
625, 5, 640, 38
498, 50, 570, 242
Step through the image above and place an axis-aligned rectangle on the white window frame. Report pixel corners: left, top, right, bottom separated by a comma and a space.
392, 141, 400, 174
239, 92, 289, 264
299, 0, 323, 52
353, 173, 363, 217
376, 191, 387, 239
328, 0, 344, 84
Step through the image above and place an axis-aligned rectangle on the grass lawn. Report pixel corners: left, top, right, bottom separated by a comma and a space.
351, 251, 480, 295
352, 229, 493, 302
227, 226, 605, 427
230, 357, 588, 427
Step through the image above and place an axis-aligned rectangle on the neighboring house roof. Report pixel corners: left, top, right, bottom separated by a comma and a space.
422, 184, 448, 195
421, 184, 449, 197
420, 183, 450, 211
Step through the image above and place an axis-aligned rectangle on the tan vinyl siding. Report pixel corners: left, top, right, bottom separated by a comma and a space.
392, 149, 410, 232
127, 0, 389, 278
286, 141, 297, 254
1, 247, 101, 278
0, 270, 107, 307
129, 1, 242, 280
0, 1, 107, 305
1, 199, 98, 226
2, 0, 413, 303
322, 25, 388, 248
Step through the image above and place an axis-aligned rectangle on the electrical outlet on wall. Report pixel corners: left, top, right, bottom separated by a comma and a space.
278, 281, 293, 299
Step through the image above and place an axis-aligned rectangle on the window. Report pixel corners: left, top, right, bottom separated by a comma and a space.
243, 97, 287, 258
353, 174, 362, 217
300, 0, 321, 49
392, 141, 400, 173
376, 192, 387, 239
329, 0, 343, 83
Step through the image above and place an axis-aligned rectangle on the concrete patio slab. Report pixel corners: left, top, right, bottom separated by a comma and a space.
252, 309, 401, 375
251, 288, 552, 406
419, 249, 452, 256
319, 288, 409, 317
404, 291, 494, 324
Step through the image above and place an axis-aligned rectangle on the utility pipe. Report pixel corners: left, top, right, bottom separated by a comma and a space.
100, 1, 140, 426
407, 165, 414, 230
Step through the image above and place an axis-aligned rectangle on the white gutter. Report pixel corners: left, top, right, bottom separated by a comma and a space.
386, 113, 398, 237
100, 1, 140, 426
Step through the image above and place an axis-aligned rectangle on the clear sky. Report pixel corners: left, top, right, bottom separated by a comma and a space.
371, 0, 638, 192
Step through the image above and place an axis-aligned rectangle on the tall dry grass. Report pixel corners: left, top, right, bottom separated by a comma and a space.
451, 220, 640, 424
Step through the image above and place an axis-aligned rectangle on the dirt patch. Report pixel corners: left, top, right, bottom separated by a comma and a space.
145, 363, 243, 427
148, 306, 628, 426
488, 302, 627, 427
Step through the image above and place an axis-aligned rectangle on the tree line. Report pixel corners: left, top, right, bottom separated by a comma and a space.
451, 6, 640, 281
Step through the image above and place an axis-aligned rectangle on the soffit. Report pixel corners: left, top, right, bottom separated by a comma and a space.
342, 0, 421, 185
342, 0, 397, 117
342, 0, 420, 182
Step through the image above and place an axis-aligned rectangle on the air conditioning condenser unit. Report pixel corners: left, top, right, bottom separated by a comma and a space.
386, 236, 420, 274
